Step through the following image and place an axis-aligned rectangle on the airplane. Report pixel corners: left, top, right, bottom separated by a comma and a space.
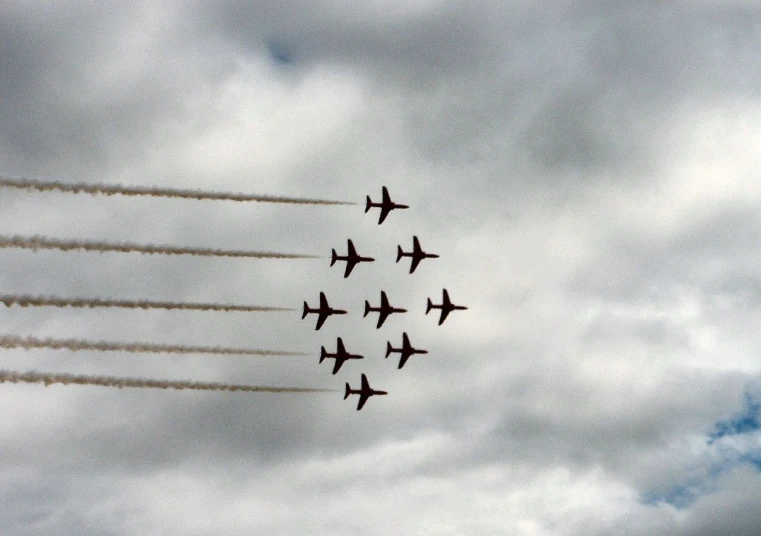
396, 236, 439, 274
365, 186, 409, 225
302, 292, 347, 330
385, 332, 428, 369
330, 239, 375, 278
426, 289, 468, 325
364, 290, 407, 328
344, 373, 388, 411
320, 337, 364, 374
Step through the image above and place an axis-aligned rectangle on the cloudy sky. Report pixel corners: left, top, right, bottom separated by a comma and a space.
2, 1, 761, 534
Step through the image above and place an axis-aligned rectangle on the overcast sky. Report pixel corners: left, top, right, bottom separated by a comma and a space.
2, 1, 761, 534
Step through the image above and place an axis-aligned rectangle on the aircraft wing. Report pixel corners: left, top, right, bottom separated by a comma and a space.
376, 311, 389, 328
336, 337, 346, 354
398, 353, 410, 369
356, 393, 369, 411
412, 236, 421, 253
315, 312, 329, 330
378, 206, 391, 224
347, 239, 357, 257
382, 186, 391, 204
438, 308, 450, 326
442, 289, 451, 307
320, 292, 329, 308
409, 255, 422, 274
332, 357, 346, 375
402, 333, 410, 348
344, 260, 357, 278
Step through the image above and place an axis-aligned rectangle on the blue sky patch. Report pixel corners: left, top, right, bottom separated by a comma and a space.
642, 386, 761, 509
709, 391, 761, 442
267, 41, 295, 65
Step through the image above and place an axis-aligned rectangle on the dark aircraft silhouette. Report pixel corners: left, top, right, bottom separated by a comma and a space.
364, 291, 407, 328
302, 292, 347, 330
426, 289, 468, 325
386, 332, 428, 369
320, 337, 364, 374
396, 236, 439, 274
365, 186, 409, 224
330, 239, 375, 278
344, 373, 388, 411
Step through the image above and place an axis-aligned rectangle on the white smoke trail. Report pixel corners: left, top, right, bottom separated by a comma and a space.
0, 235, 320, 259
0, 335, 307, 357
0, 294, 294, 312
0, 176, 357, 206
0, 370, 336, 393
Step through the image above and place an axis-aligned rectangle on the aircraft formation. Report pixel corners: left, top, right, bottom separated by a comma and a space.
305, 186, 468, 410
0, 178, 468, 406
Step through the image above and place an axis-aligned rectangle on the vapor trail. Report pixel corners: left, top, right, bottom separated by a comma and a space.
0, 294, 294, 313
0, 235, 320, 259
0, 176, 357, 206
0, 370, 336, 393
0, 335, 307, 357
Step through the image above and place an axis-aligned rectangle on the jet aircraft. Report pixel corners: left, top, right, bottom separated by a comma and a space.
365, 186, 409, 225
330, 239, 375, 278
320, 337, 364, 374
385, 332, 428, 369
302, 292, 347, 330
344, 373, 388, 411
396, 236, 439, 274
364, 291, 407, 328
426, 289, 468, 325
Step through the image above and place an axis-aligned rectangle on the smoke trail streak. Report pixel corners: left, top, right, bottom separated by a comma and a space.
0, 294, 294, 313
0, 370, 336, 393
0, 235, 320, 259
0, 335, 308, 357
0, 176, 357, 206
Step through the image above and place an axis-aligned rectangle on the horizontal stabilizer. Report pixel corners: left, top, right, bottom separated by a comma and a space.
385, 342, 392, 358
344, 383, 351, 400
302, 302, 309, 319
396, 245, 403, 263
364, 300, 370, 318
365, 196, 372, 213
330, 249, 337, 266
426, 298, 433, 315
320, 347, 326, 363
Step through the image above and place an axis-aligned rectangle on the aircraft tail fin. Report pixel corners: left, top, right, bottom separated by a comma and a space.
319, 346, 326, 363
365, 196, 372, 213
302, 302, 309, 319
344, 383, 351, 400
363, 300, 370, 318
396, 245, 403, 263
330, 249, 337, 266
385, 342, 392, 358
426, 298, 433, 315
